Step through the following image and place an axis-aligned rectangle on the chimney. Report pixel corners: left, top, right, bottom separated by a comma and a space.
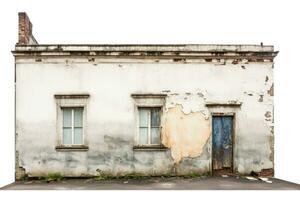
18, 12, 38, 45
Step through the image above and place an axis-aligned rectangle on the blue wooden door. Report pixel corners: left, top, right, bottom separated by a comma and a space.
212, 116, 233, 171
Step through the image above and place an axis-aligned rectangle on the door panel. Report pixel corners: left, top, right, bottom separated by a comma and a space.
212, 116, 233, 172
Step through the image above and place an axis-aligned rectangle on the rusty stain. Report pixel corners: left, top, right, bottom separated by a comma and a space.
162, 105, 211, 164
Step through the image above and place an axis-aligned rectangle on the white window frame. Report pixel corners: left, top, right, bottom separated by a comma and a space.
131, 94, 166, 147
137, 107, 162, 145
61, 107, 84, 145
55, 94, 89, 150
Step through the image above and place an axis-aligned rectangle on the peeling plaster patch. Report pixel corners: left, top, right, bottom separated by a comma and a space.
173, 58, 186, 63
265, 76, 269, 83
270, 126, 274, 134
16, 150, 27, 180
268, 131, 274, 164
165, 91, 209, 119
268, 84, 274, 96
232, 59, 239, 64
241, 59, 248, 64
265, 111, 272, 118
197, 92, 204, 98
88, 58, 95, 62
162, 90, 171, 93
162, 104, 211, 164
258, 95, 264, 102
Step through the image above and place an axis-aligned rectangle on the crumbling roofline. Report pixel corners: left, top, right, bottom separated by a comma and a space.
14, 44, 275, 53
12, 49, 278, 61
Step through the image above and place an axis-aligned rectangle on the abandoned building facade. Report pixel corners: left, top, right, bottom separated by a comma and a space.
13, 13, 277, 179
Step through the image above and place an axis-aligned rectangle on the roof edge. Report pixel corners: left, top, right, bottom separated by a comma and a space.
12, 44, 278, 60
14, 44, 275, 53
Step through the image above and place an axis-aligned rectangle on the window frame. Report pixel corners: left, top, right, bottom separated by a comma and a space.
61, 107, 84, 146
131, 94, 167, 149
54, 94, 89, 151
137, 106, 162, 145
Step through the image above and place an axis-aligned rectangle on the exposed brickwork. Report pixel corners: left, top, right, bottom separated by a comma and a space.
258, 168, 274, 177
18, 12, 37, 45
15, 151, 26, 180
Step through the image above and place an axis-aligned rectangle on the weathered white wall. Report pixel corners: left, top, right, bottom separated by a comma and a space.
16, 57, 274, 177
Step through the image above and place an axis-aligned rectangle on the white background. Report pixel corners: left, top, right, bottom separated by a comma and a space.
0, 0, 299, 198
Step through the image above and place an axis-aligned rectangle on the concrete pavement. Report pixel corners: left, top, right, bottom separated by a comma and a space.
1, 176, 300, 190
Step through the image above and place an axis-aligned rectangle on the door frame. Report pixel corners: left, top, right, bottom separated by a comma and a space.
211, 112, 236, 174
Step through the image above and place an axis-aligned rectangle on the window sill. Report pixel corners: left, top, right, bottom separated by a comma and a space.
133, 145, 168, 151
55, 145, 89, 152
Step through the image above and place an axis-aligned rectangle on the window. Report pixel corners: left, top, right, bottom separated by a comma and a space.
131, 93, 166, 149
54, 94, 89, 151
138, 107, 161, 145
62, 107, 83, 145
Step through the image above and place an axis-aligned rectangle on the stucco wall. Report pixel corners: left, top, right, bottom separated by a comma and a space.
15, 57, 274, 177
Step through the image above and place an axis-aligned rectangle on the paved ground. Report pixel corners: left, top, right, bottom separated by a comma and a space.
1, 176, 299, 190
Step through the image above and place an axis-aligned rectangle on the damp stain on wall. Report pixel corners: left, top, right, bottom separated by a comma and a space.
161, 104, 211, 164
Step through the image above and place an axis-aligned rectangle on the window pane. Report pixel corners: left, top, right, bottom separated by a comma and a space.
74, 108, 83, 127
151, 108, 161, 127
74, 128, 83, 144
63, 128, 72, 144
139, 127, 148, 145
63, 108, 72, 127
151, 127, 160, 144
139, 109, 149, 127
